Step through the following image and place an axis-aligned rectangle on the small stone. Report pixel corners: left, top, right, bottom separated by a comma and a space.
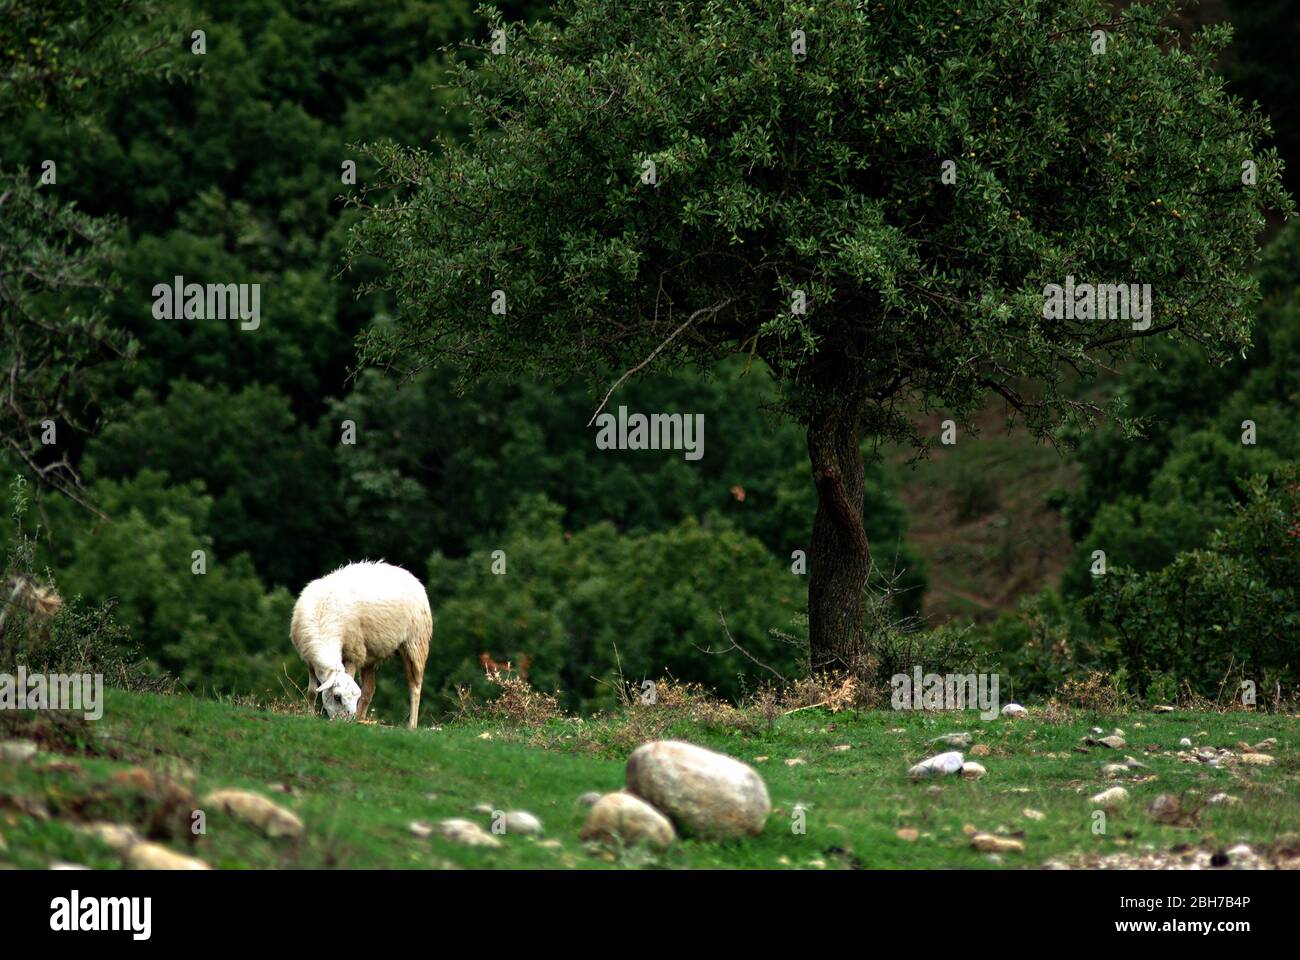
1091, 786, 1129, 810
831, 744, 851, 752
0, 740, 39, 763
127, 843, 210, 870
1000, 703, 1028, 718
79, 822, 141, 851
1152, 705, 1175, 713
931, 733, 972, 748
434, 818, 501, 848
472, 802, 494, 814
1253, 738, 1277, 751
1148, 793, 1181, 824
1023, 808, 1045, 821
1207, 793, 1240, 806
202, 789, 304, 839
959, 762, 987, 781
1101, 764, 1130, 778
1179, 737, 1192, 748
784, 757, 806, 767
969, 743, 991, 757
971, 833, 1023, 853
1097, 735, 1126, 750
409, 820, 434, 838
1239, 753, 1274, 765
896, 827, 919, 841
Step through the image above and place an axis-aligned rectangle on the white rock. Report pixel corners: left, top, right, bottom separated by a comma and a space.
500, 810, 543, 836
127, 843, 210, 870
908, 751, 965, 780
1179, 737, 1192, 747
79, 822, 141, 851
408, 820, 434, 838
625, 741, 770, 839
202, 789, 304, 839
1000, 703, 1028, 718
580, 791, 676, 850
959, 761, 987, 781
1239, 753, 1274, 766
0, 740, 39, 762
931, 733, 973, 748
971, 832, 1023, 853
434, 818, 501, 848
1090, 786, 1129, 810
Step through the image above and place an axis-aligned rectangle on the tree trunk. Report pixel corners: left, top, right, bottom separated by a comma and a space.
806, 405, 871, 671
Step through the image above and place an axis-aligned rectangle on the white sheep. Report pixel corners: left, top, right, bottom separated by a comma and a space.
290, 561, 432, 728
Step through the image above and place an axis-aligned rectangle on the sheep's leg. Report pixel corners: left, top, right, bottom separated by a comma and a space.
398, 643, 425, 730
306, 672, 318, 714
357, 665, 377, 720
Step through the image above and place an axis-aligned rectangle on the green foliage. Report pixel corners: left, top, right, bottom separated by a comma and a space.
45, 471, 295, 696
1062, 219, 1300, 596
1086, 464, 1299, 697
332, 358, 925, 608
974, 589, 1096, 698
0, 477, 164, 691
352, 0, 1289, 442
420, 494, 805, 715
83, 380, 347, 587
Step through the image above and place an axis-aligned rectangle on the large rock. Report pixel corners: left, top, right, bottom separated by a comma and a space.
580, 791, 676, 850
625, 741, 769, 839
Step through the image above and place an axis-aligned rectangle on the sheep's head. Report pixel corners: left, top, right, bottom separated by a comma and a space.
316, 671, 361, 720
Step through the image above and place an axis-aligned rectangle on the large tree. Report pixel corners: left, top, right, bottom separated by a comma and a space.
348, 0, 1291, 669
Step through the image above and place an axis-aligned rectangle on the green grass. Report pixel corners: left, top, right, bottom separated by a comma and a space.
1, 689, 1297, 869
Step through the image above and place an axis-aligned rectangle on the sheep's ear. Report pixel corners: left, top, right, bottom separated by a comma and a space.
316, 674, 339, 696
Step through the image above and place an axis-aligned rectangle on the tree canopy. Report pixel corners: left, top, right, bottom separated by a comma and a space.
350, 0, 1292, 666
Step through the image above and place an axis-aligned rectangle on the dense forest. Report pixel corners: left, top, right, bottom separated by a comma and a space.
1, 0, 1295, 723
